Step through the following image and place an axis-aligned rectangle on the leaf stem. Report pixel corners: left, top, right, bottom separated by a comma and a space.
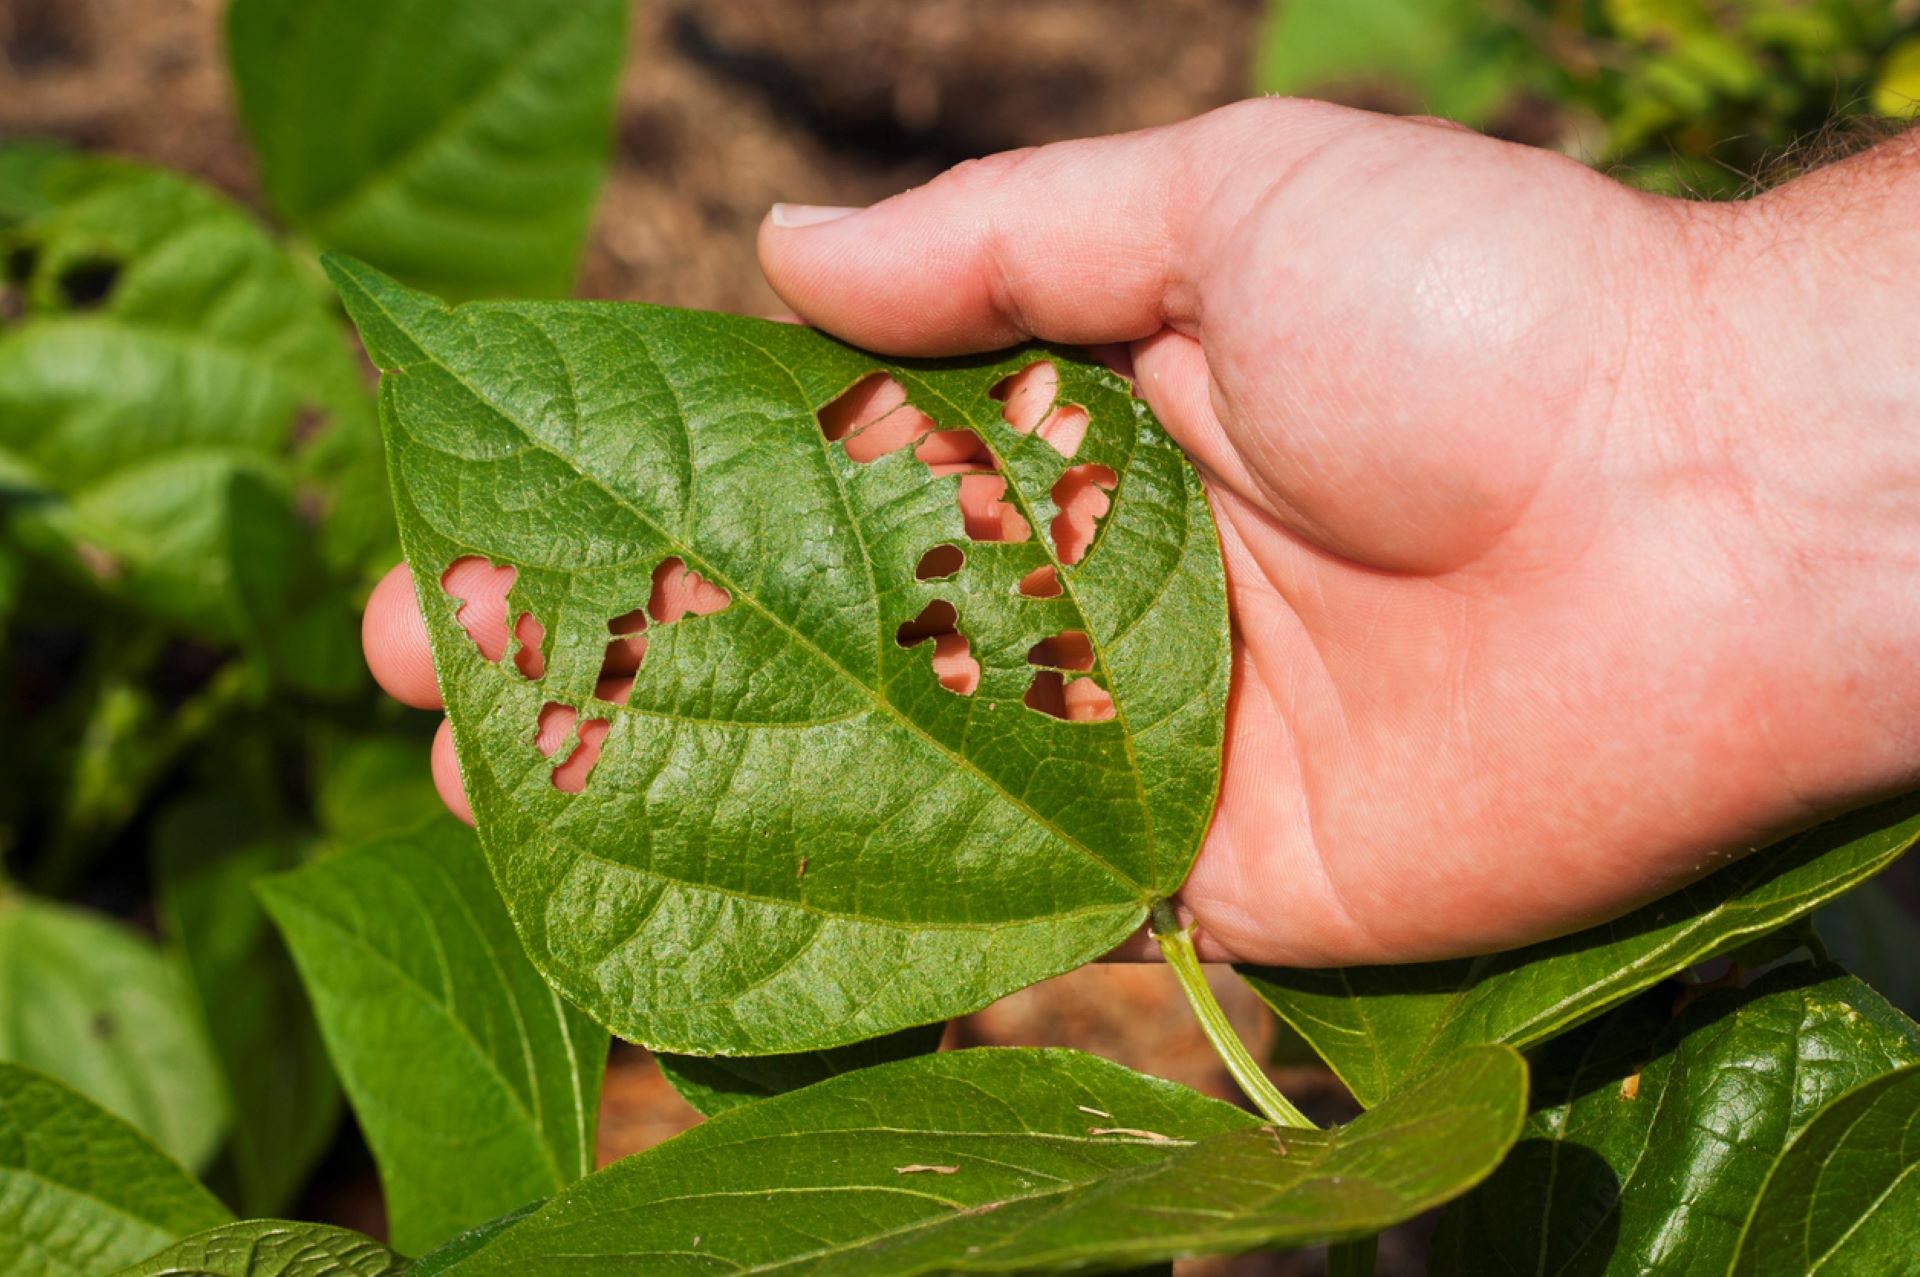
1150, 899, 1316, 1130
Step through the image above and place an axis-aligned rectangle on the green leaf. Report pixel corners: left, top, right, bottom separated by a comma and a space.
1729, 1060, 1920, 1275
1428, 964, 1920, 1275
0, 159, 387, 644
1241, 793, 1920, 1106
1253, 0, 1543, 125
329, 256, 1231, 1055
657, 1022, 946, 1117
418, 1044, 1526, 1274
228, 0, 628, 299
109, 1221, 404, 1277
0, 140, 72, 228
0, 1062, 231, 1276
313, 731, 448, 845
0, 893, 228, 1170
1814, 880, 1920, 1016
154, 798, 342, 1217
258, 818, 608, 1255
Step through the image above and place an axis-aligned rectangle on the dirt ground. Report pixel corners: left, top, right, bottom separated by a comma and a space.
0, 1, 1391, 1273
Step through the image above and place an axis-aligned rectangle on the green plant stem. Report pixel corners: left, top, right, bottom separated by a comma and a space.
1150, 898, 1316, 1130
1327, 1235, 1378, 1277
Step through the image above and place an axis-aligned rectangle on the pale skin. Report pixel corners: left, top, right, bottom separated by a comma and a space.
362, 100, 1920, 967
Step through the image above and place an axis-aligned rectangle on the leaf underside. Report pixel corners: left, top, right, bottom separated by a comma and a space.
656, 1020, 946, 1117
109, 1220, 405, 1277
422, 1045, 1527, 1275
1241, 792, 1920, 1106
1429, 963, 1920, 1276
330, 256, 1231, 1055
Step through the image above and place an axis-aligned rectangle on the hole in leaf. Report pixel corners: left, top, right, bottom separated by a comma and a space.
915, 544, 965, 580
1018, 565, 1061, 598
554, 718, 610, 793
959, 474, 1031, 542
990, 360, 1089, 458
442, 556, 518, 662
819, 372, 935, 463
287, 403, 331, 453
1023, 671, 1115, 721
913, 428, 996, 476
598, 607, 648, 694
648, 557, 731, 624
4, 245, 36, 285
1049, 464, 1117, 565
895, 599, 980, 695
511, 612, 546, 680
1027, 630, 1094, 672
534, 702, 576, 757
56, 256, 118, 309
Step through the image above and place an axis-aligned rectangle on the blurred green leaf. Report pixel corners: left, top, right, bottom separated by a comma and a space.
0, 892, 228, 1170
1813, 878, 1920, 1015
154, 797, 341, 1218
1875, 34, 1920, 116
0, 159, 388, 649
1241, 793, 1920, 1106
1729, 1060, 1920, 1274
259, 819, 607, 1254
1429, 964, 1920, 1275
313, 732, 445, 845
110, 1221, 404, 1277
656, 1021, 946, 1117
421, 1045, 1526, 1274
228, 0, 629, 299
0, 1062, 232, 1276
0, 139, 71, 228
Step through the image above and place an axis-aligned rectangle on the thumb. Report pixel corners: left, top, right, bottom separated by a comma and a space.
755, 101, 1350, 356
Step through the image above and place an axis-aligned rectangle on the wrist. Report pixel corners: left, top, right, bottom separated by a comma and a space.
1665, 145, 1920, 806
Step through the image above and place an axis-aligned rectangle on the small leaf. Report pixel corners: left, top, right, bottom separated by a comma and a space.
330, 257, 1230, 1055
0, 892, 228, 1169
313, 733, 446, 846
418, 1045, 1527, 1274
1429, 964, 1920, 1275
1729, 1061, 1920, 1275
1241, 793, 1920, 1105
228, 0, 628, 299
656, 1021, 946, 1117
258, 818, 608, 1254
154, 797, 342, 1217
109, 1221, 404, 1277
0, 1062, 231, 1276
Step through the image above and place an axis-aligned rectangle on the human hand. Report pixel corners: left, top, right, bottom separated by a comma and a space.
364, 100, 1920, 966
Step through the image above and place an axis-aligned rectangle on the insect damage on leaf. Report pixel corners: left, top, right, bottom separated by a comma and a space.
329, 255, 1229, 1055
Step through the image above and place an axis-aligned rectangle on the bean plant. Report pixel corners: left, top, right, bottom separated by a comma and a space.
1, 2, 1916, 1274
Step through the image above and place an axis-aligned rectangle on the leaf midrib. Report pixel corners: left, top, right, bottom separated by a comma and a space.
379, 298, 1146, 897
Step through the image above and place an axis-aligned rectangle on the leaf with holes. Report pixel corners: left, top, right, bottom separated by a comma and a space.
109, 1221, 406, 1277
1727, 1059, 1920, 1275
0, 1063, 231, 1277
1240, 793, 1920, 1107
0, 893, 228, 1171
409, 1045, 1525, 1274
0, 156, 384, 676
1428, 963, 1920, 1276
330, 257, 1230, 1054
656, 1021, 946, 1117
257, 818, 607, 1255
228, 0, 627, 300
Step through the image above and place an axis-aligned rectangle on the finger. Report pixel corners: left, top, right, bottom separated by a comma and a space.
757, 99, 1361, 355
431, 717, 474, 825
363, 562, 441, 709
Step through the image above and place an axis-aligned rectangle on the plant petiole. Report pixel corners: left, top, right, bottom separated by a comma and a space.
1150, 898, 1316, 1130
